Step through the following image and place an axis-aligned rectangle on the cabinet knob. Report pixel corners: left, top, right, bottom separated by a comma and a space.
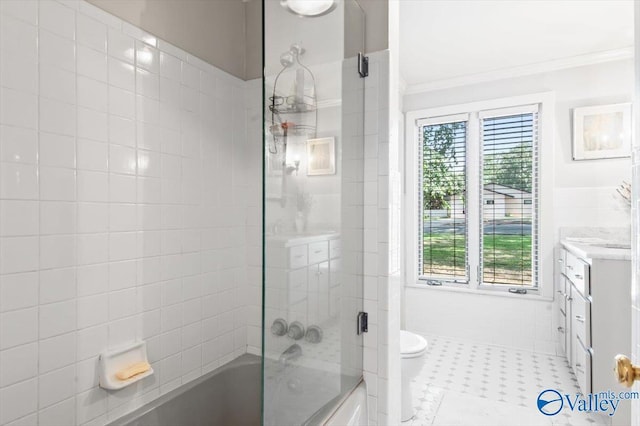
557, 326, 564, 333
575, 315, 585, 323
574, 274, 583, 280
615, 354, 640, 387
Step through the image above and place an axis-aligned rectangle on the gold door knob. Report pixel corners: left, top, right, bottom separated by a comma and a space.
615, 354, 640, 387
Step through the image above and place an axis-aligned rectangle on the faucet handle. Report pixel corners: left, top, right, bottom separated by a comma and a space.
287, 321, 305, 340
305, 325, 323, 343
271, 318, 288, 336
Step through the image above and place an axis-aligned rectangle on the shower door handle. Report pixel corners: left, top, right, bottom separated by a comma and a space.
357, 311, 368, 335
357, 53, 369, 78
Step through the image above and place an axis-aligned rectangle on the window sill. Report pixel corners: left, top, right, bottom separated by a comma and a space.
405, 281, 553, 302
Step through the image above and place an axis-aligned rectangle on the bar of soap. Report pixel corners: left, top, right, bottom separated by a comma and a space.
115, 361, 151, 381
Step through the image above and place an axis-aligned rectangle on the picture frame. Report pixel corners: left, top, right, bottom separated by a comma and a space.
307, 137, 336, 175
572, 103, 632, 161
266, 150, 284, 176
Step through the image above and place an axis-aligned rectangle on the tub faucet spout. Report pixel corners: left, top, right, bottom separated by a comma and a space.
279, 344, 302, 366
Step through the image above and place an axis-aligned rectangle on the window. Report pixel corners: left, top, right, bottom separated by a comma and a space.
419, 118, 468, 282
481, 112, 537, 287
414, 104, 540, 291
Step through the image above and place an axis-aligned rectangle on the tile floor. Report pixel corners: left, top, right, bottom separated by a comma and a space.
409, 335, 611, 426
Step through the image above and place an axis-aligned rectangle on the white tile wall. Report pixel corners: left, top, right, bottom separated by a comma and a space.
360, 50, 402, 426
0, 1, 255, 424
243, 79, 263, 356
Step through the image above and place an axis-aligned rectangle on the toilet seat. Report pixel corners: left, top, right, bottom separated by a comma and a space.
400, 330, 427, 359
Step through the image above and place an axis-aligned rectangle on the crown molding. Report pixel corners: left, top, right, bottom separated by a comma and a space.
403, 47, 633, 96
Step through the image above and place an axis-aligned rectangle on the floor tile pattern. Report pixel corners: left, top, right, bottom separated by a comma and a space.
409, 335, 611, 426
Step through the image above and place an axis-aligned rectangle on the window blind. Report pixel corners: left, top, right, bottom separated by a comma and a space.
419, 120, 468, 282
480, 112, 538, 287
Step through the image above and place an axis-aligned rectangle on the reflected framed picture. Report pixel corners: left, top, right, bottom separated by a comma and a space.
266, 150, 284, 176
307, 137, 336, 175
572, 103, 632, 160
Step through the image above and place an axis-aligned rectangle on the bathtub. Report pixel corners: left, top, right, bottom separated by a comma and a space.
107, 354, 261, 426
108, 353, 367, 426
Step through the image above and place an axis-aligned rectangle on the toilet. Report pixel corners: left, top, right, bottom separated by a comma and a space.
400, 330, 428, 422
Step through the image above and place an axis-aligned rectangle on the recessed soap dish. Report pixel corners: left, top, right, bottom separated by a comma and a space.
99, 341, 154, 390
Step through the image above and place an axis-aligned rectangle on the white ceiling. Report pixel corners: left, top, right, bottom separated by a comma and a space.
399, 0, 634, 88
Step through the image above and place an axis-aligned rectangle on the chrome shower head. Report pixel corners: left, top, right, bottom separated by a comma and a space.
280, 51, 295, 67
280, 44, 306, 67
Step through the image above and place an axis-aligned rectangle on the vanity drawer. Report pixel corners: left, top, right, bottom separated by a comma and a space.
571, 261, 590, 297
574, 335, 592, 395
571, 286, 591, 348
555, 276, 568, 316
565, 251, 590, 296
289, 245, 308, 269
557, 308, 567, 355
308, 241, 329, 264
557, 248, 567, 276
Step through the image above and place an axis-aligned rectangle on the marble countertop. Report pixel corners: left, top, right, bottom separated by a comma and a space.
561, 238, 631, 262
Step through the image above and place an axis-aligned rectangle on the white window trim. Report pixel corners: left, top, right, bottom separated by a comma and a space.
404, 92, 555, 300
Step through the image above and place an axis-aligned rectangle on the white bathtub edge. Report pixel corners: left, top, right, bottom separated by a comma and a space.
323, 379, 368, 426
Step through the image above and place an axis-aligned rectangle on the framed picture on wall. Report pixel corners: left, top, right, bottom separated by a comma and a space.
572, 103, 632, 160
307, 137, 336, 175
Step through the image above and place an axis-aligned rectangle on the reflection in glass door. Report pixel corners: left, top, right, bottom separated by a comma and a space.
262, 0, 365, 424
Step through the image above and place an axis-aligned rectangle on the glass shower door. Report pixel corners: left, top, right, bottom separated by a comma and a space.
262, 0, 365, 424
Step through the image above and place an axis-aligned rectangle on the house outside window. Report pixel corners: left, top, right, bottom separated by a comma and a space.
405, 93, 555, 296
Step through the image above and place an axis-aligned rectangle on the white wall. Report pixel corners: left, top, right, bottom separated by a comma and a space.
630, 4, 640, 423
402, 59, 633, 354
404, 59, 633, 235
404, 289, 554, 353
86, 0, 250, 80
0, 1, 257, 424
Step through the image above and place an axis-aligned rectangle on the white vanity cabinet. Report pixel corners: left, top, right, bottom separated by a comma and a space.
265, 233, 341, 328
554, 247, 570, 360
555, 241, 631, 425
